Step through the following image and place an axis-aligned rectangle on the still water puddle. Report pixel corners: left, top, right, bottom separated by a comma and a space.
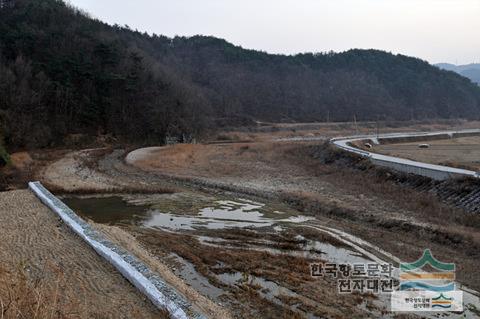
61, 194, 480, 318
168, 253, 224, 300
62, 196, 148, 225
63, 195, 313, 231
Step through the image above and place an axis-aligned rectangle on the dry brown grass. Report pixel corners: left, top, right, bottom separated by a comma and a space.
149, 144, 203, 169
42, 180, 176, 196
0, 168, 28, 192
307, 142, 480, 227
0, 261, 82, 319
0, 257, 174, 319
212, 133, 254, 143
135, 143, 257, 178
1, 149, 70, 191
132, 142, 305, 181
95, 224, 232, 319
132, 228, 367, 318
136, 229, 313, 287
9, 152, 33, 171
373, 135, 480, 171
219, 119, 480, 143
129, 138, 480, 285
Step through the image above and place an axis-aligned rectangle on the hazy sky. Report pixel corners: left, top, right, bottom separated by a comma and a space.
68, 0, 480, 64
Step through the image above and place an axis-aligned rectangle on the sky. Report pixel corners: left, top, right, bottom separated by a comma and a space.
68, 0, 480, 65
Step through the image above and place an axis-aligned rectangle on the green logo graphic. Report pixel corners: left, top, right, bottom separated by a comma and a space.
400, 249, 455, 272
432, 293, 453, 301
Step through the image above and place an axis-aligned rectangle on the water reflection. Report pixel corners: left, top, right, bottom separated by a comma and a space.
63, 195, 313, 231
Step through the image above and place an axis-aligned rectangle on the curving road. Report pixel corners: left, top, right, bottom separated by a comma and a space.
331, 129, 480, 180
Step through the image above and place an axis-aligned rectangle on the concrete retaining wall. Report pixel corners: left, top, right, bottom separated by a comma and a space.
29, 181, 206, 319
331, 130, 480, 181
370, 158, 465, 180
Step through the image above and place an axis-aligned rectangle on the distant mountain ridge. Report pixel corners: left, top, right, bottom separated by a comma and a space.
436, 63, 480, 84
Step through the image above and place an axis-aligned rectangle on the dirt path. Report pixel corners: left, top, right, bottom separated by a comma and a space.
40, 149, 131, 192
0, 190, 166, 319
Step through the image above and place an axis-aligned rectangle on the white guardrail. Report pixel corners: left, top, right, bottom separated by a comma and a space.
331, 130, 480, 181
28, 182, 206, 319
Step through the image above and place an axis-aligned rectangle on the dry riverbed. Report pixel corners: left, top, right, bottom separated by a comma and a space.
62, 192, 396, 318
24, 120, 480, 318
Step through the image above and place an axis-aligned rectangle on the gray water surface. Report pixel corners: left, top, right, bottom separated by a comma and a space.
62, 195, 313, 231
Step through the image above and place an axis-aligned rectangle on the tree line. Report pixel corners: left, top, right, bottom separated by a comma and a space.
1, 0, 480, 150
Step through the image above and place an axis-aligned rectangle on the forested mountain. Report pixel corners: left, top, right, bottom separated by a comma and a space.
436, 63, 480, 85
1, 0, 480, 149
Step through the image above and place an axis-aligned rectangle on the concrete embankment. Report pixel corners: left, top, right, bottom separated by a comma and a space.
29, 181, 207, 319
331, 130, 480, 181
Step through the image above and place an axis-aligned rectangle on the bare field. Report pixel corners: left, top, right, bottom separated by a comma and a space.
0, 190, 165, 319
374, 136, 480, 170
215, 119, 480, 142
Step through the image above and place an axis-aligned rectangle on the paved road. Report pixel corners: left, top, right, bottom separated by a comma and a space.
331, 130, 480, 180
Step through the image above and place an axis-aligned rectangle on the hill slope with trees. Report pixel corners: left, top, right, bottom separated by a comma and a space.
1, 0, 480, 149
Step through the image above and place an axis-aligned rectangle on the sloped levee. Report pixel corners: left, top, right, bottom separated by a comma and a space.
331, 130, 480, 181
28, 181, 207, 319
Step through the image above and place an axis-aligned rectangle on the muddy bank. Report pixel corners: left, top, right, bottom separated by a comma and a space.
62, 192, 394, 318
123, 142, 480, 293
39, 148, 177, 194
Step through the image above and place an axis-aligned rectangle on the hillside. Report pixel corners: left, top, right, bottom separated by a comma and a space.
436, 63, 480, 84
1, 0, 480, 149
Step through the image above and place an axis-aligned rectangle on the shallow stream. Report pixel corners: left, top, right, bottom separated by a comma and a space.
62, 193, 480, 318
